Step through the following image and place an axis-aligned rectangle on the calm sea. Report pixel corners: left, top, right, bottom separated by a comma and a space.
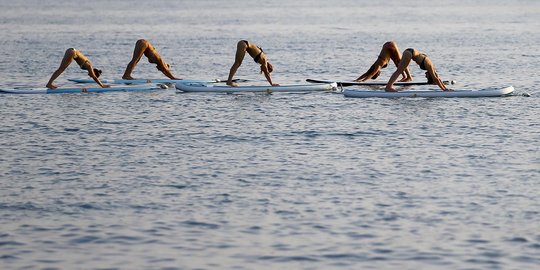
1, 0, 539, 269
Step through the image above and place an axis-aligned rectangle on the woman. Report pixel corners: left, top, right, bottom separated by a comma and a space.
122, 39, 180, 80
227, 40, 278, 87
46, 48, 108, 89
355, 41, 412, 82
386, 48, 448, 92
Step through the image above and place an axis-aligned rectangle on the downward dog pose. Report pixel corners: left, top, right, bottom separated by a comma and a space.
355, 41, 412, 82
122, 39, 180, 80
227, 40, 278, 87
46, 48, 108, 89
386, 48, 448, 92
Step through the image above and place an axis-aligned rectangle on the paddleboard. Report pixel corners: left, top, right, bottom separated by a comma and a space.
68, 78, 248, 84
0, 85, 162, 94
175, 82, 338, 93
306, 78, 456, 86
342, 86, 514, 98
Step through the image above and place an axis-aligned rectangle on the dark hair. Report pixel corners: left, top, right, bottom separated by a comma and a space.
93, 68, 102, 78
372, 70, 381, 80
261, 62, 274, 74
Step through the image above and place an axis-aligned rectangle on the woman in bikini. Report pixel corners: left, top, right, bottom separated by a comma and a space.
46, 48, 108, 89
122, 39, 180, 80
386, 48, 448, 92
227, 40, 278, 87
354, 41, 412, 82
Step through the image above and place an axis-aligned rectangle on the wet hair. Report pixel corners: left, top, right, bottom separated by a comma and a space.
93, 68, 102, 78
82, 65, 102, 78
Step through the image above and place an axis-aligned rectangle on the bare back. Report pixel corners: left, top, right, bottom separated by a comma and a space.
143, 43, 161, 64
246, 43, 263, 61
241, 41, 266, 65
72, 49, 90, 69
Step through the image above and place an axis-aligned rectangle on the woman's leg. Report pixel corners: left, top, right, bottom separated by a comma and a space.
386, 42, 412, 81
46, 48, 76, 89
123, 39, 150, 79
386, 50, 412, 91
226, 41, 248, 86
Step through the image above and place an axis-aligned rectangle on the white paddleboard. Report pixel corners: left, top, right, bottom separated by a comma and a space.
306, 78, 456, 86
342, 86, 514, 98
68, 78, 249, 84
0, 85, 162, 94
176, 82, 338, 93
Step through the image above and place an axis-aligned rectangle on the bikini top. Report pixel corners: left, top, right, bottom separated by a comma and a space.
254, 47, 264, 63
242, 40, 264, 63
73, 49, 90, 70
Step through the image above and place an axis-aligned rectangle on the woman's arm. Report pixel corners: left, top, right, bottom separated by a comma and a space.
157, 62, 180, 80
355, 64, 380, 82
87, 65, 109, 88
261, 64, 278, 86
425, 61, 447, 91
399, 67, 413, 82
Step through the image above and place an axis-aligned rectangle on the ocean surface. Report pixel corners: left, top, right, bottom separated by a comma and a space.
1, 0, 539, 269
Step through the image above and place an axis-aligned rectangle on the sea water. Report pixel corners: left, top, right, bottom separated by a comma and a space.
0, 0, 539, 269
